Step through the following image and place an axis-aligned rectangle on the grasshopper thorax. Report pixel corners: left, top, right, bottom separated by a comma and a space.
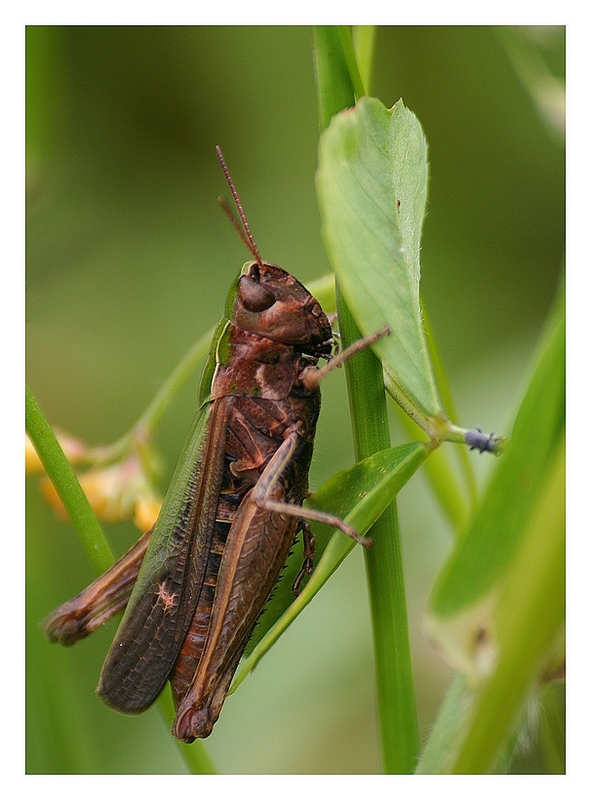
231, 261, 333, 358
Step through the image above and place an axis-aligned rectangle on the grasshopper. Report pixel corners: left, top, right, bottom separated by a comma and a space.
44, 148, 387, 742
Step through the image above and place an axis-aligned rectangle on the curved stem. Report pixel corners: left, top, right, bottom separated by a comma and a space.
26, 386, 114, 574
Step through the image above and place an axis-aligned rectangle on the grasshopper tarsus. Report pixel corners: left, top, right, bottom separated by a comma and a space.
293, 557, 314, 596
292, 520, 315, 595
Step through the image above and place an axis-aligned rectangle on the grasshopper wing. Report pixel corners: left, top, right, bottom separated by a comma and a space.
97, 398, 231, 713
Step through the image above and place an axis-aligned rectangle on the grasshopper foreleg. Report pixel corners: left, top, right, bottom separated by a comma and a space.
301, 325, 390, 390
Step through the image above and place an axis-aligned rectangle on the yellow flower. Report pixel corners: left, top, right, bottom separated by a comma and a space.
40, 454, 162, 531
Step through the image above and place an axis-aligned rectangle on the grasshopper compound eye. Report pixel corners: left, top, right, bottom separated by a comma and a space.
237, 274, 276, 312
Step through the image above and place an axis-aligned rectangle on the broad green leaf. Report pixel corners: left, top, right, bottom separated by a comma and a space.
238, 441, 428, 671
316, 96, 439, 419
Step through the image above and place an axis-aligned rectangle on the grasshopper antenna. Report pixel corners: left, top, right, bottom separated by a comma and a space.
216, 146, 263, 268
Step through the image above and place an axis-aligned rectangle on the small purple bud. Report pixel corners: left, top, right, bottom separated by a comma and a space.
465, 426, 502, 454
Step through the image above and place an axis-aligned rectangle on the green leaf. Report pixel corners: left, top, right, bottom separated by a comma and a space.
423, 289, 565, 773
450, 436, 565, 773
236, 441, 428, 675
428, 295, 564, 627
352, 26, 376, 96
415, 674, 471, 774
316, 96, 438, 419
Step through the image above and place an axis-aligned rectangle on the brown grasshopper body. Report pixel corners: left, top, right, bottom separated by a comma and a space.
44, 150, 386, 742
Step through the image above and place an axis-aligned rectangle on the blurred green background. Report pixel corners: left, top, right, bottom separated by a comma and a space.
26, 26, 564, 773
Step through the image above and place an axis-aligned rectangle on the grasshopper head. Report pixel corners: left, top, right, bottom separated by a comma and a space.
231, 261, 333, 357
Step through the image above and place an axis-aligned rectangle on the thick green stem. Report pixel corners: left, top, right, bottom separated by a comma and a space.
313, 23, 420, 774
337, 293, 420, 773
313, 27, 357, 130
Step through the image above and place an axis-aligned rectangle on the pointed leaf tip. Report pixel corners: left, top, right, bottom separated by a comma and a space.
317, 97, 439, 418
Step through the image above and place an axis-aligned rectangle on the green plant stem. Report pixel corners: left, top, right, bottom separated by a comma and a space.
313, 27, 357, 130
338, 292, 420, 773
422, 308, 478, 509
26, 386, 114, 574
314, 23, 419, 774
337, 26, 366, 98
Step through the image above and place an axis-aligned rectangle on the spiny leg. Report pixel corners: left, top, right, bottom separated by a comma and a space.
250, 428, 371, 547
292, 519, 315, 596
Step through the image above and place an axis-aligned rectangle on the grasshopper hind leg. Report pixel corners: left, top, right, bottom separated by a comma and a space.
251, 428, 372, 550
